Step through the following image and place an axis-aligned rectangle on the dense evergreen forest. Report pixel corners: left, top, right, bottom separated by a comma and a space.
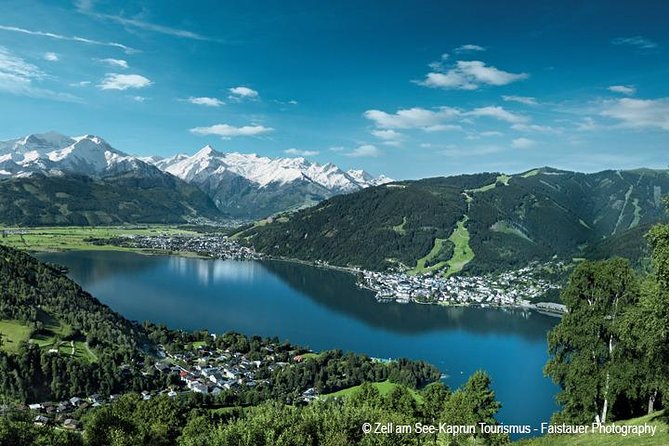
239, 168, 669, 274
0, 172, 223, 226
0, 244, 152, 401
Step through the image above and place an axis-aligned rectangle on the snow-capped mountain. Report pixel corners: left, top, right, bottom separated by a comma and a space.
0, 132, 161, 178
144, 145, 392, 218
0, 132, 392, 220
149, 145, 391, 192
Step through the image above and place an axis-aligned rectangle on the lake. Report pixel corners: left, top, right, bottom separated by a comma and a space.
37, 250, 559, 435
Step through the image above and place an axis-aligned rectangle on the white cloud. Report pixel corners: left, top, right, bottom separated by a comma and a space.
329, 146, 345, 152
43, 52, 59, 61
600, 98, 669, 130
130, 95, 146, 102
190, 123, 273, 137
511, 137, 536, 149
345, 144, 380, 158
418, 60, 528, 90
188, 96, 224, 107
229, 86, 259, 99
364, 107, 460, 130
98, 58, 128, 69
0, 46, 43, 87
441, 145, 503, 157
502, 95, 537, 105
284, 148, 319, 156
0, 46, 78, 101
70, 80, 91, 87
98, 73, 152, 90
466, 106, 528, 123
480, 131, 503, 137
511, 123, 559, 133
612, 36, 658, 50
454, 44, 486, 53
75, 2, 214, 42
607, 85, 636, 95
0, 24, 136, 53
371, 129, 405, 146
576, 117, 597, 131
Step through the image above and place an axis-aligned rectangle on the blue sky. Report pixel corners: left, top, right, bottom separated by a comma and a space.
0, 0, 667, 179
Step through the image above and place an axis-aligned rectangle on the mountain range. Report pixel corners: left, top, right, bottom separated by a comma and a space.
0, 132, 390, 224
144, 145, 391, 218
235, 167, 669, 274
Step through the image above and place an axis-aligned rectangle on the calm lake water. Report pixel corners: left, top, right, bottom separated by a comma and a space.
38, 250, 559, 435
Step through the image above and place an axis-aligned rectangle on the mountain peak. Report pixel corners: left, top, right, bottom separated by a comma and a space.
194, 144, 220, 158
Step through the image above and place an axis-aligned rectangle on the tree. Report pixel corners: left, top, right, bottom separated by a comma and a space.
545, 258, 639, 424
620, 277, 669, 415
623, 218, 669, 414
441, 371, 507, 445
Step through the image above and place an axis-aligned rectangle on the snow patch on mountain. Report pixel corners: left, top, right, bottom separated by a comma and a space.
151, 145, 392, 191
0, 132, 156, 178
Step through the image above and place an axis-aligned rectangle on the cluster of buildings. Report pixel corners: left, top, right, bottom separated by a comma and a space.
112, 235, 260, 261
18, 393, 111, 430
156, 343, 321, 403
359, 262, 563, 311
157, 343, 277, 396
13, 341, 305, 430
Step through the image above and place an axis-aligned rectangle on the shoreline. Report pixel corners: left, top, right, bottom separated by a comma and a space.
3, 229, 566, 317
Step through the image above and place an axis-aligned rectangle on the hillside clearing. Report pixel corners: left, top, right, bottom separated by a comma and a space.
445, 216, 475, 276
0, 320, 32, 353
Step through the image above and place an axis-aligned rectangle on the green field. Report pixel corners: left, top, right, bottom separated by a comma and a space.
0, 320, 33, 353
409, 237, 450, 274
1, 313, 97, 362
631, 198, 642, 229
521, 169, 541, 178
467, 174, 512, 193
491, 221, 534, 243
0, 225, 196, 252
517, 411, 668, 446
322, 380, 422, 402
445, 216, 475, 276
392, 216, 407, 235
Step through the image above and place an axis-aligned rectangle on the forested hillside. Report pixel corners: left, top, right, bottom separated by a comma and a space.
0, 172, 224, 226
0, 245, 153, 401
238, 168, 669, 273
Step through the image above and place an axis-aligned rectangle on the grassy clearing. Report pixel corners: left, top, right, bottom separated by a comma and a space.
467, 174, 511, 193
491, 221, 534, 243
1, 313, 97, 362
521, 168, 541, 178
322, 380, 422, 402
0, 225, 196, 252
74, 341, 97, 363
630, 198, 642, 229
0, 320, 33, 353
392, 216, 407, 235
445, 216, 474, 276
517, 411, 668, 446
468, 182, 498, 193
410, 238, 449, 275
497, 174, 511, 186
